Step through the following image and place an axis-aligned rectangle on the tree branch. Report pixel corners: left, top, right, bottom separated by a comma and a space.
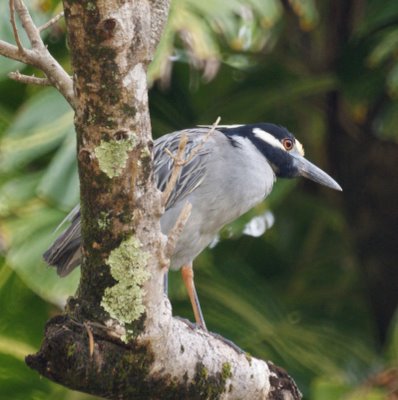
27, 312, 302, 400
8, 70, 51, 86
0, 39, 31, 63
13, 0, 43, 49
9, 0, 24, 52
38, 11, 64, 32
162, 132, 189, 207
164, 201, 192, 260
0, 1, 75, 108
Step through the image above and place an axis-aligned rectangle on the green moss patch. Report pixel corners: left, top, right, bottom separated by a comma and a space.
101, 236, 150, 324
94, 137, 136, 178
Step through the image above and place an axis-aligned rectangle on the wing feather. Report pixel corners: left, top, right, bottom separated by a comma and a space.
44, 128, 215, 274
154, 129, 212, 209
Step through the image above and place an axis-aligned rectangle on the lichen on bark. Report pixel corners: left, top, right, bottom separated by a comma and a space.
101, 236, 151, 324
94, 136, 136, 178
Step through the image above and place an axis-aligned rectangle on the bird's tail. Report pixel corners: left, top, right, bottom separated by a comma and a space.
43, 208, 82, 277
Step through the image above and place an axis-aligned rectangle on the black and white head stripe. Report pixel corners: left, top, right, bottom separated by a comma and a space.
214, 123, 341, 189
216, 123, 304, 154
217, 123, 303, 177
252, 127, 286, 151
216, 123, 291, 140
216, 123, 293, 147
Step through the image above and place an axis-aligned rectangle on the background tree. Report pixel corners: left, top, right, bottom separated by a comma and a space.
0, 0, 397, 399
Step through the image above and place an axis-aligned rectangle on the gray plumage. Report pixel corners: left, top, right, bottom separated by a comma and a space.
44, 124, 341, 277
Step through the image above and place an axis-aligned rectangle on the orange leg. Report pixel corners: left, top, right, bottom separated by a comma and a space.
181, 264, 207, 330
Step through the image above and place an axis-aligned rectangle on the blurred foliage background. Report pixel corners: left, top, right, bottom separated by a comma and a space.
0, 0, 397, 399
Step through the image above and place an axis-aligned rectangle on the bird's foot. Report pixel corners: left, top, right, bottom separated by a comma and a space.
174, 316, 207, 331
174, 316, 244, 354
207, 331, 245, 354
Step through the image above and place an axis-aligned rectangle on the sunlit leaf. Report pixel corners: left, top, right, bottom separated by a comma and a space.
0, 89, 73, 171
4, 207, 79, 305
288, 0, 319, 30
0, 265, 97, 400
37, 134, 78, 209
0, 335, 36, 361
0, 172, 42, 216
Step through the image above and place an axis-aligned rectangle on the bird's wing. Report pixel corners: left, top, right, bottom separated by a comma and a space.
53, 204, 80, 233
43, 206, 81, 276
50, 128, 213, 241
153, 128, 213, 210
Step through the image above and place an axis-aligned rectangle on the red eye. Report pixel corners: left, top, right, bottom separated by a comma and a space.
282, 138, 294, 151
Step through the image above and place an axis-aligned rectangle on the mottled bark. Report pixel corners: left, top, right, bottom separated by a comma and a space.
26, 314, 303, 400
21, 0, 301, 398
60, 0, 165, 327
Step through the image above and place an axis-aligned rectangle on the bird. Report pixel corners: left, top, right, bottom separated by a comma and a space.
44, 123, 342, 330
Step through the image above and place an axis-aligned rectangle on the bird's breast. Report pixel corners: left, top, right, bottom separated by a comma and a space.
161, 138, 275, 270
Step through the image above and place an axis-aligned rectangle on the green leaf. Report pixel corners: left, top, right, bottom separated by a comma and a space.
0, 172, 42, 216
0, 265, 96, 400
288, 0, 319, 30
367, 28, 398, 67
0, 89, 74, 171
5, 208, 80, 305
386, 62, 398, 97
0, 354, 53, 400
37, 134, 79, 209
357, 0, 398, 37
0, 336, 36, 361
373, 101, 398, 141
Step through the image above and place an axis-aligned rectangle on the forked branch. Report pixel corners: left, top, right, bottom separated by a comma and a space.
38, 11, 64, 32
8, 71, 51, 86
0, 0, 74, 108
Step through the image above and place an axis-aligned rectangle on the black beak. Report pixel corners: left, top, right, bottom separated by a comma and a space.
291, 154, 342, 191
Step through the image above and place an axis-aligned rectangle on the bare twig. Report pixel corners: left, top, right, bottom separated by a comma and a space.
160, 117, 221, 267
0, 1, 75, 108
0, 39, 31, 63
38, 11, 64, 32
9, 0, 24, 52
13, 0, 43, 50
161, 116, 221, 207
184, 116, 220, 164
8, 71, 51, 86
161, 133, 189, 207
164, 201, 192, 260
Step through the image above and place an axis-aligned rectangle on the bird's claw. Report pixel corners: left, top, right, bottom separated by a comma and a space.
174, 316, 244, 354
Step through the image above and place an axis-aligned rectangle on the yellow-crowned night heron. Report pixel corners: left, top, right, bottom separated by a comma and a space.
44, 123, 342, 330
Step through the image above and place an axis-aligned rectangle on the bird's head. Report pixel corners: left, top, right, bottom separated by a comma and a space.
218, 123, 342, 191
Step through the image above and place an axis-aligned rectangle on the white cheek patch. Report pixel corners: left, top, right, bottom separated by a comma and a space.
295, 139, 305, 156
253, 128, 285, 151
